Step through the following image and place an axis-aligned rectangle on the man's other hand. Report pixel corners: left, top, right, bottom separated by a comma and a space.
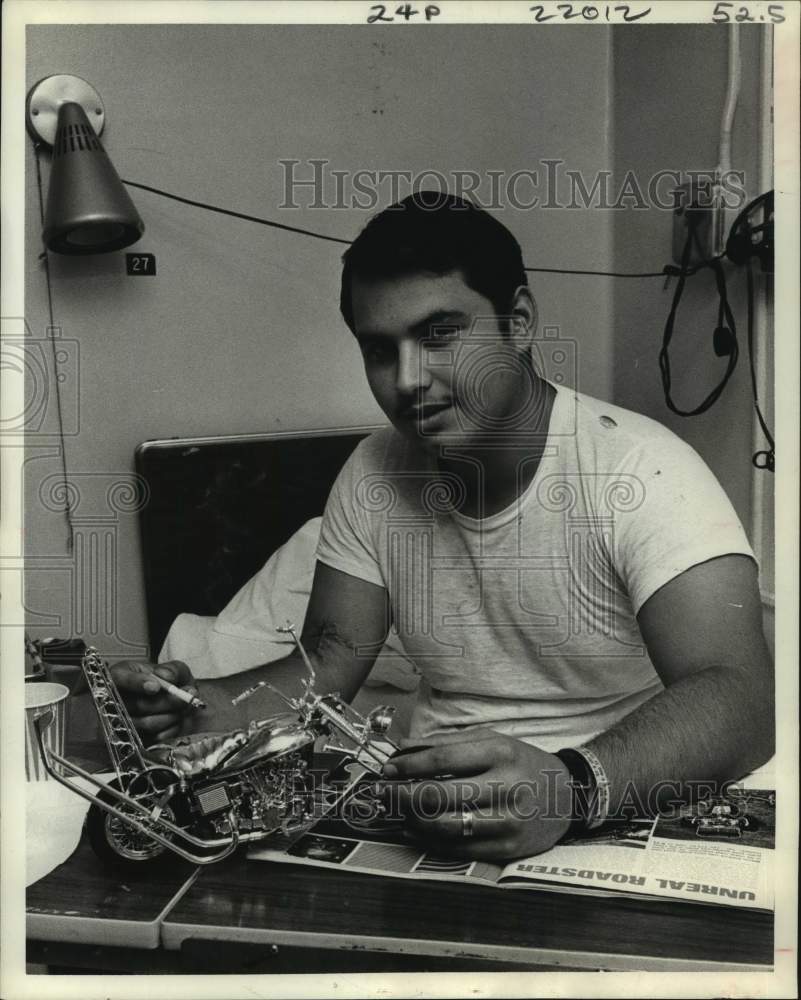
380, 730, 573, 861
109, 660, 198, 743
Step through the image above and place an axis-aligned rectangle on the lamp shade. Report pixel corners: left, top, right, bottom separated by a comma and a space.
42, 101, 144, 255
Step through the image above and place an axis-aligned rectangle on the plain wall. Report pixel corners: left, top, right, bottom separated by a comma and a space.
24, 25, 615, 656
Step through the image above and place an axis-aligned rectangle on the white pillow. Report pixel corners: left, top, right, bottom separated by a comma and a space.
214, 516, 322, 645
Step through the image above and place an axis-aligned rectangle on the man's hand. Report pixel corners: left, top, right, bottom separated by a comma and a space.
380, 730, 572, 861
109, 660, 199, 743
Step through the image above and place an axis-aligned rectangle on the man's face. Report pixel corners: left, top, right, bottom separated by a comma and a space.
350, 270, 535, 451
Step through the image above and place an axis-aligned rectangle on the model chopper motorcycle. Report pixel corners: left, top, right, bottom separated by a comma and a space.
32, 625, 399, 869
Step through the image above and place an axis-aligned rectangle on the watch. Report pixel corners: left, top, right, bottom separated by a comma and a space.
554, 746, 610, 836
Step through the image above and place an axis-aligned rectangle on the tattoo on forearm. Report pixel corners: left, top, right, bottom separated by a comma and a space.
307, 620, 353, 655
305, 619, 385, 662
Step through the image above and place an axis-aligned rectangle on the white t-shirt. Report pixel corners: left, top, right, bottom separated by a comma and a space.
316, 386, 755, 751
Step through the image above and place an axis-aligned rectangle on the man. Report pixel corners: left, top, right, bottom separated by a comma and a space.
115, 194, 774, 861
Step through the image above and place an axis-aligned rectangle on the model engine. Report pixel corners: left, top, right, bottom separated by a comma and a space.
32, 626, 398, 869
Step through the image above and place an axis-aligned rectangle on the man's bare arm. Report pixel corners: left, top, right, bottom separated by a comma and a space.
384, 553, 774, 860
193, 561, 392, 729
115, 561, 392, 738
585, 553, 774, 813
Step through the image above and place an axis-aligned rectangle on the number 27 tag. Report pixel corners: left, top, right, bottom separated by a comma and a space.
126, 253, 156, 276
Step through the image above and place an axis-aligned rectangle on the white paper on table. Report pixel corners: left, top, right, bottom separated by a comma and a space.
26, 773, 114, 887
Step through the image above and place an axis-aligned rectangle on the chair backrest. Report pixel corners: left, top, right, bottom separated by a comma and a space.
135, 428, 376, 656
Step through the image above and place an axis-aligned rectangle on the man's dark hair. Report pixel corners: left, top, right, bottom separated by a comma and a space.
340, 192, 528, 332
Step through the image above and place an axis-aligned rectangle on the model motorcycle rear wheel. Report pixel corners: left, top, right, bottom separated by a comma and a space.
85, 778, 177, 870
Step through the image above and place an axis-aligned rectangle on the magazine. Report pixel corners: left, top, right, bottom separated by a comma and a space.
249, 775, 775, 912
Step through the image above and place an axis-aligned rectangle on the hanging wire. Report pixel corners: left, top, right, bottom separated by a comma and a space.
658, 212, 739, 417
746, 258, 775, 471
119, 175, 772, 467
34, 143, 75, 551
122, 177, 701, 279
525, 265, 667, 278
121, 179, 352, 246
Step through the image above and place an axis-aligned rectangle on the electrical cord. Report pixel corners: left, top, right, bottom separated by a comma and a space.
121, 179, 352, 246
34, 143, 75, 551
121, 175, 774, 467
524, 266, 668, 278
658, 194, 775, 471
746, 257, 775, 471
122, 177, 695, 279
659, 211, 739, 417
524, 257, 727, 280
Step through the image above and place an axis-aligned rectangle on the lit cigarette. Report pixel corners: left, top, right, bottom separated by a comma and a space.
149, 673, 205, 710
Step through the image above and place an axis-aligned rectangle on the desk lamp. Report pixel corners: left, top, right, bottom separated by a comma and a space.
26, 74, 144, 254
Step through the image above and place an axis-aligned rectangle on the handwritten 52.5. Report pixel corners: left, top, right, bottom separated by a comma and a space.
712, 3, 785, 21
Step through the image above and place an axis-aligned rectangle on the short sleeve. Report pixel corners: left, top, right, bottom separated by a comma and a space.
316, 441, 386, 588
613, 434, 756, 615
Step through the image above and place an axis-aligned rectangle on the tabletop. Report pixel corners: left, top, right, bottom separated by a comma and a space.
25, 692, 775, 974
160, 852, 773, 972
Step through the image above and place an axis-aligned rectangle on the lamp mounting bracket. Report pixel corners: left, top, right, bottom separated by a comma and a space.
26, 75, 106, 147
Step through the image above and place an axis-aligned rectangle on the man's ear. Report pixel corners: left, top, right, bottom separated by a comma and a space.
508, 285, 537, 353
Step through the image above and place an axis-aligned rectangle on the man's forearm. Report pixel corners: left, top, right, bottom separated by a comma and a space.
190, 640, 371, 733
584, 664, 775, 816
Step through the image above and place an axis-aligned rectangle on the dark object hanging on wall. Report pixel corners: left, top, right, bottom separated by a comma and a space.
726, 190, 774, 273
26, 74, 144, 255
